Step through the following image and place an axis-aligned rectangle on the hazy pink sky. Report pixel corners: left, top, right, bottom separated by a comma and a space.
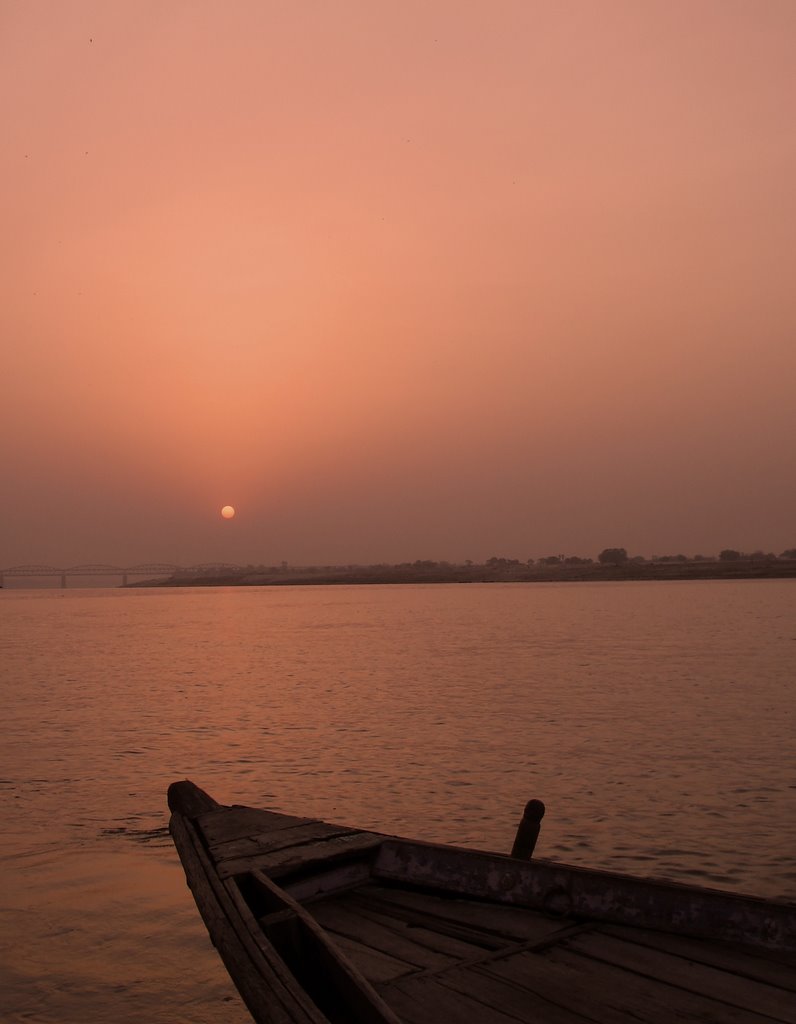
2, 1, 795, 566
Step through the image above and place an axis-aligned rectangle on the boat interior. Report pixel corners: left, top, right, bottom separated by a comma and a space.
170, 790, 796, 1024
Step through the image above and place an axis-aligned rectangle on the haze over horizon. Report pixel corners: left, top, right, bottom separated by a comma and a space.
3, 2, 795, 568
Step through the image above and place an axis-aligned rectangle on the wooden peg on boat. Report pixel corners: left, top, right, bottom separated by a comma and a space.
511, 798, 545, 859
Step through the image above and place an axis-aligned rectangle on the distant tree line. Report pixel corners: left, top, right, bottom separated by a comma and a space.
590, 547, 796, 565
264, 549, 796, 571
178, 548, 796, 579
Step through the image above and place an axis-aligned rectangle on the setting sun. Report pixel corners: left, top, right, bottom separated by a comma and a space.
221, 505, 235, 520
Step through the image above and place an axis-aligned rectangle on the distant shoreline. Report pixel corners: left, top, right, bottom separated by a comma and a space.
128, 559, 796, 588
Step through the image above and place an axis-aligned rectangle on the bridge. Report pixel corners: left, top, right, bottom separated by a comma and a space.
0, 563, 243, 588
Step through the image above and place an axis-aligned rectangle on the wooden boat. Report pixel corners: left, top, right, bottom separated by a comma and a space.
167, 781, 795, 1024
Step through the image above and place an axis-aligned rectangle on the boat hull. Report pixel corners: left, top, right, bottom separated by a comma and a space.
168, 781, 796, 1024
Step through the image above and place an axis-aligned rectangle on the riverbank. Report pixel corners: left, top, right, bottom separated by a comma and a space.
131, 558, 796, 587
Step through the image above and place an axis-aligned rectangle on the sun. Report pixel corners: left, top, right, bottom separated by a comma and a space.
220, 505, 236, 520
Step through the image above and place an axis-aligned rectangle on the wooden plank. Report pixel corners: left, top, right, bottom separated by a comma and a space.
350, 890, 508, 951
210, 823, 359, 862
327, 933, 415, 985
333, 893, 491, 960
374, 840, 796, 952
168, 812, 326, 1024
384, 973, 530, 1024
312, 900, 461, 970
376, 921, 597, 990
218, 832, 383, 880
566, 931, 796, 1022
286, 861, 374, 903
486, 948, 779, 1024
604, 923, 796, 993
359, 884, 571, 945
753, 948, 796, 968
233, 871, 402, 1024
437, 966, 600, 1024
198, 806, 316, 847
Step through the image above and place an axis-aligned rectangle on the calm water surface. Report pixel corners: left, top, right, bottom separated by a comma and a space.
1, 581, 794, 1022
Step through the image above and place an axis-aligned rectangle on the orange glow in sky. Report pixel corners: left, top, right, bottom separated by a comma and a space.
1, 2, 795, 565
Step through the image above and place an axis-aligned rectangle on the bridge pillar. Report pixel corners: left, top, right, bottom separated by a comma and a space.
122, 574, 128, 587
60, 574, 67, 589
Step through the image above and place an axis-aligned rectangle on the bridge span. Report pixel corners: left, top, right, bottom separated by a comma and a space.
0, 563, 242, 588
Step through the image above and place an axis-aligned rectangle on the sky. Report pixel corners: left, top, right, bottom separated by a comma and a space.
2, 0, 795, 567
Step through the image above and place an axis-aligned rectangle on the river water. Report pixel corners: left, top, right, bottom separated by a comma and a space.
1, 580, 794, 1022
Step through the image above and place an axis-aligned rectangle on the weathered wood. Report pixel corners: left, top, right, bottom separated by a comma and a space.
210, 823, 360, 863
334, 894, 491, 960
486, 948, 779, 1024
168, 811, 325, 1024
285, 860, 373, 903
374, 840, 796, 951
361, 884, 572, 944
603, 923, 796, 992
349, 888, 509, 951
167, 780, 220, 818
198, 806, 316, 847
217, 832, 384, 880
378, 921, 597, 990
293, 923, 405, 1021
435, 966, 597, 1024
564, 931, 796, 1022
168, 781, 796, 1024
327, 933, 414, 985
510, 799, 545, 860
312, 899, 461, 971
246, 870, 403, 1024
384, 972, 526, 1024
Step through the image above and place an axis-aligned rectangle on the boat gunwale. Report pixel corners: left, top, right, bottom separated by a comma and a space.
371, 837, 796, 952
168, 781, 795, 954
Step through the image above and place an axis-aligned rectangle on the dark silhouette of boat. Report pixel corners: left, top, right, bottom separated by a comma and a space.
168, 780, 794, 1023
